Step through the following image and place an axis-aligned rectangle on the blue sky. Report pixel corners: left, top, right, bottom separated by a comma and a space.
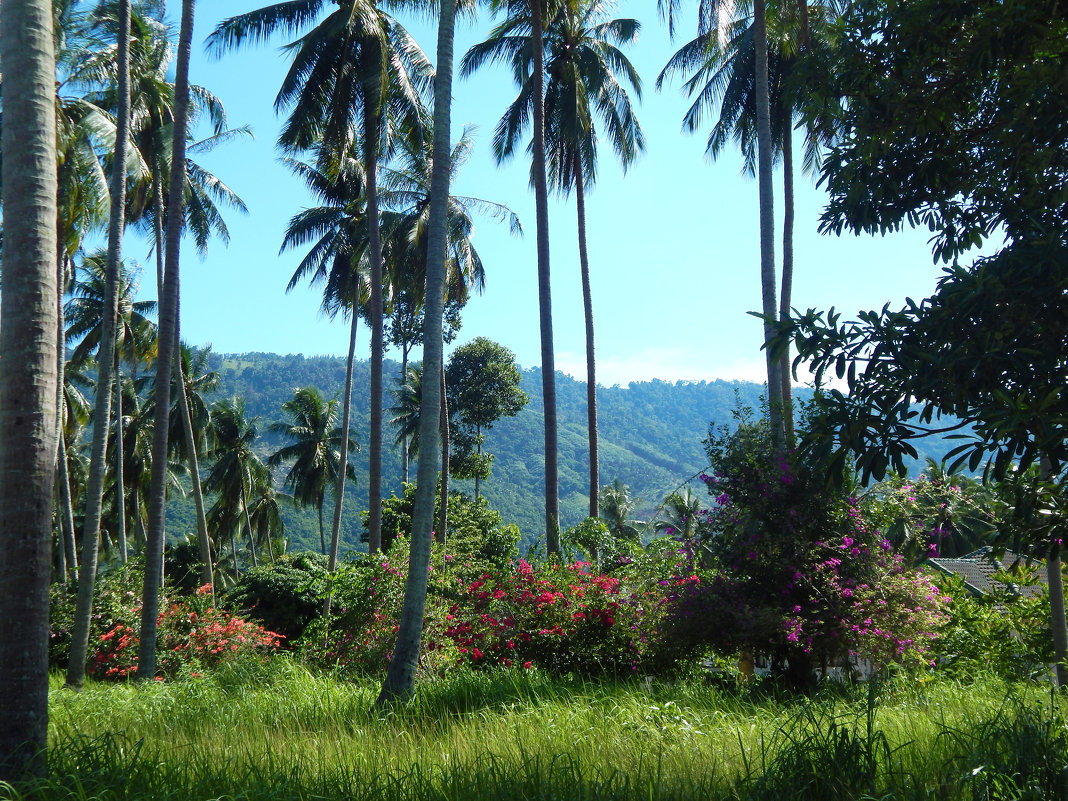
136, 0, 952, 387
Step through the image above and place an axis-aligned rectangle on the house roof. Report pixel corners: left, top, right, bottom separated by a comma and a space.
927, 547, 1049, 598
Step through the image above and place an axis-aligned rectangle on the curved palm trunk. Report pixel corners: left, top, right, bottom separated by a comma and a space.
574, 153, 598, 519
68, 0, 132, 690
0, 0, 58, 777
778, 122, 795, 445
753, 0, 784, 446
175, 354, 213, 587
139, 0, 195, 681
54, 251, 78, 584
377, 0, 456, 704
438, 363, 449, 545
114, 360, 128, 563
327, 309, 357, 602
57, 433, 79, 583
366, 104, 385, 557
532, 0, 561, 553
400, 345, 410, 484
240, 478, 258, 569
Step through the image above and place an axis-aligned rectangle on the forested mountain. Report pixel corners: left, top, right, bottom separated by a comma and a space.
165, 351, 952, 553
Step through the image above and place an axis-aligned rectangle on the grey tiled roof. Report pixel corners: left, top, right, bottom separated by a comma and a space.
927, 547, 1049, 598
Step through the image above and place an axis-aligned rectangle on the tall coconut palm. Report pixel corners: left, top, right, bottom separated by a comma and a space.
659, 0, 783, 443
64, 0, 135, 692
0, 0, 58, 777
460, 0, 562, 551
209, 0, 431, 561
378, 0, 463, 703
268, 386, 357, 556
464, 0, 642, 518
280, 147, 371, 578
138, 0, 196, 682
168, 344, 219, 583
659, 3, 832, 443
204, 396, 265, 576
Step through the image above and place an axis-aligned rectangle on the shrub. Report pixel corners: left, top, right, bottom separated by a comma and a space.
89, 584, 283, 680
223, 552, 328, 642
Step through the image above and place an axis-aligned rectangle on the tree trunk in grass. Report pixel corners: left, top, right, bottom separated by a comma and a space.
68, 0, 132, 690
139, 0, 195, 681
574, 153, 599, 519
0, 0, 58, 778
377, 0, 456, 704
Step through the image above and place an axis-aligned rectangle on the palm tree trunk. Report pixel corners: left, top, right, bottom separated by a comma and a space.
365, 104, 385, 556
753, 0, 784, 446
532, 0, 561, 554
400, 345, 410, 484
175, 354, 213, 587
154, 166, 165, 295
779, 122, 795, 445
1042, 455, 1067, 687
241, 478, 258, 569
318, 500, 326, 555
139, 0, 195, 681
377, 0, 456, 705
574, 153, 598, 519
474, 424, 482, 501
0, 0, 58, 779
57, 433, 79, 583
54, 251, 77, 584
438, 363, 449, 545
327, 309, 357, 590
68, 0, 132, 690
230, 525, 241, 581
114, 359, 128, 563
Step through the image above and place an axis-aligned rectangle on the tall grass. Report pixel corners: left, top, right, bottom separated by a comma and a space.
5, 659, 1064, 801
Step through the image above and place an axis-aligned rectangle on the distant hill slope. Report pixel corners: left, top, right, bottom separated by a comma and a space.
164, 351, 954, 553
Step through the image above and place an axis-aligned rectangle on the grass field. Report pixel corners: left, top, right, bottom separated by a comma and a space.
5, 658, 1066, 800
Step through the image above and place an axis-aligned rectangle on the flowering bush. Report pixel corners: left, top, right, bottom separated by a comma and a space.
655, 411, 950, 683
88, 584, 283, 680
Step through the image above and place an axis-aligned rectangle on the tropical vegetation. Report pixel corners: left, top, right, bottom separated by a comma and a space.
0, 0, 1065, 794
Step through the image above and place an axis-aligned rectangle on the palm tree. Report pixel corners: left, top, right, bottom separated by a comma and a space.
0, 0, 59, 776
209, 0, 431, 561
268, 386, 357, 555
64, 0, 135, 692
599, 479, 643, 541
65, 251, 157, 559
389, 362, 424, 471
659, 0, 784, 443
168, 344, 219, 583
654, 487, 703, 553
464, 0, 642, 518
280, 147, 371, 576
204, 396, 266, 577
460, 0, 562, 551
659, 4, 830, 443
378, 0, 463, 703
138, 0, 196, 682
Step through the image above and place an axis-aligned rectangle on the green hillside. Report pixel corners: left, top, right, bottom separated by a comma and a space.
165, 351, 955, 554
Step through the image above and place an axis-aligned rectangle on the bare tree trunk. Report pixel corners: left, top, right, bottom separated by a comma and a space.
325, 310, 357, 616
377, 0, 455, 704
532, 0, 561, 554
438, 363, 449, 546
754, 0, 784, 446
241, 478, 258, 569
400, 345, 409, 484
114, 360, 128, 562
139, 0, 195, 681
779, 122, 795, 445
175, 353, 213, 587
0, 0, 58, 778
366, 104, 385, 556
574, 153, 598, 518
1042, 455, 1067, 688
54, 250, 76, 584
57, 433, 79, 582
68, 0, 132, 689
